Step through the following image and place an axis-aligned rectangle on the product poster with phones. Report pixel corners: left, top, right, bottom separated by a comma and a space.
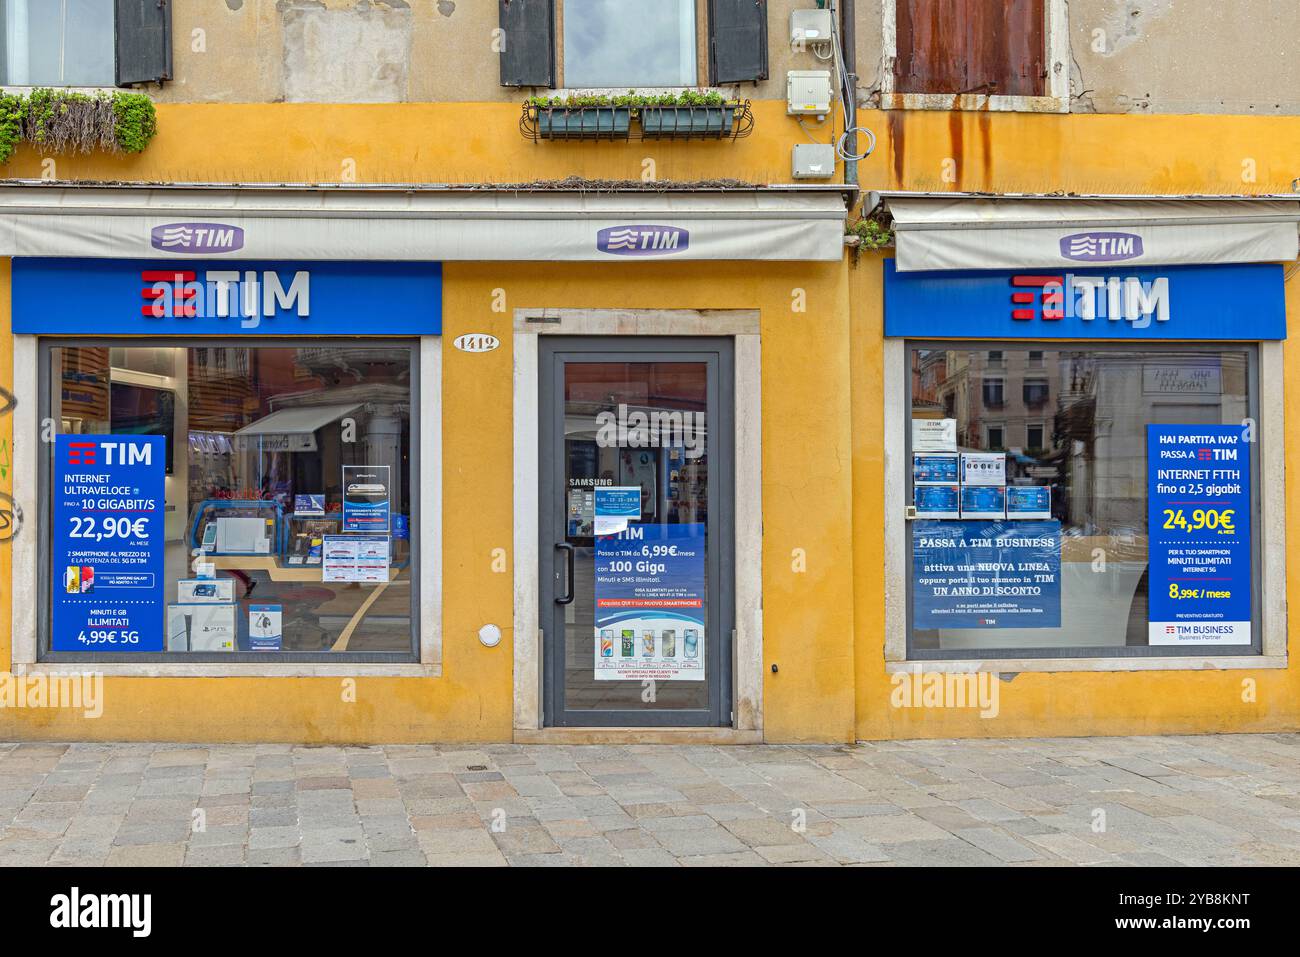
52, 434, 166, 652
593, 489, 705, 682
1146, 424, 1252, 645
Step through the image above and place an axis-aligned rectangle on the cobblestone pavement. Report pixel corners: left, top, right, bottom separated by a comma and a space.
2, 734, 1299, 866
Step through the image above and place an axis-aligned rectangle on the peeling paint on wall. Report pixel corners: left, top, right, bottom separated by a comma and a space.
1093, 0, 1175, 57
281, 2, 414, 103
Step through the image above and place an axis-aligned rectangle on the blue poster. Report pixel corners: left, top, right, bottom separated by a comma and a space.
593, 520, 705, 682
913, 520, 1061, 629
1006, 486, 1051, 519
52, 435, 166, 652
960, 485, 1006, 519
342, 465, 390, 533
914, 484, 959, 519
1146, 425, 1252, 645
913, 453, 959, 485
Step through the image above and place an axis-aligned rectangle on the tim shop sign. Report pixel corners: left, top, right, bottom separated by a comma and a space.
150, 222, 245, 254
882, 261, 1286, 341
11, 259, 444, 336
597, 225, 689, 256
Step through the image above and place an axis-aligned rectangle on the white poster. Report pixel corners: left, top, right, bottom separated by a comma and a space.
961, 452, 1006, 486
912, 418, 957, 452
323, 535, 391, 583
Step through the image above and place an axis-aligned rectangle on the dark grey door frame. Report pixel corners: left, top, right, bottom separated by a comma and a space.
539, 337, 735, 727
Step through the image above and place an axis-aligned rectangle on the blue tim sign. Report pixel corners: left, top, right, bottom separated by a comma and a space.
1146, 425, 1252, 645
883, 261, 1286, 340
913, 520, 1061, 629
52, 435, 166, 652
12, 258, 442, 336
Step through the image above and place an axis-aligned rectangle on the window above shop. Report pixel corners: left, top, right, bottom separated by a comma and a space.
0, 0, 172, 87
882, 0, 1067, 112
498, 0, 768, 88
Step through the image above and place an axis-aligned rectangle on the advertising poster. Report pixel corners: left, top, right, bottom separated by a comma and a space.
342, 465, 391, 532
249, 604, 283, 652
961, 452, 1006, 486
913, 520, 1062, 629
53, 434, 166, 652
1147, 424, 1251, 645
322, 535, 391, 583
912, 418, 957, 452
913, 453, 959, 485
294, 493, 325, 516
960, 485, 1006, 520
914, 484, 960, 519
1006, 486, 1052, 519
593, 495, 705, 683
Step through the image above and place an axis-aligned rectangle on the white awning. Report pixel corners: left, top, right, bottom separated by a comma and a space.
234, 403, 360, 453
0, 183, 851, 262
871, 192, 1300, 271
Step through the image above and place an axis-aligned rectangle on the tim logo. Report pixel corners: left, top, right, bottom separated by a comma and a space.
1060, 231, 1143, 262
597, 225, 689, 256
141, 268, 310, 328
67, 442, 96, 465
151, 222, 244, 254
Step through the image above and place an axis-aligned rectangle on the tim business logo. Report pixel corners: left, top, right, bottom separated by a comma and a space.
597, 225, 689, 256
151, 222, 244, 254
1060, 231, 1143, 262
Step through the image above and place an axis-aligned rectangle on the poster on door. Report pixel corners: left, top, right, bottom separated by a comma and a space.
1146, 424, 1252, 645
593, 493, 705, 682
52, 435, 166, 652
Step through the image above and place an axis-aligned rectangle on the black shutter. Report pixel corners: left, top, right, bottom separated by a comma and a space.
709, 0, 768, 85
115, 0, 173, 86
499, 0, 555, 88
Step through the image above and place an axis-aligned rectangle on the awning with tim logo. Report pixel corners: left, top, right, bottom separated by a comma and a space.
870, 192, 1300, 273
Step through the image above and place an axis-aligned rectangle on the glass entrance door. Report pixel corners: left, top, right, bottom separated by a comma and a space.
539, 338, 734, 727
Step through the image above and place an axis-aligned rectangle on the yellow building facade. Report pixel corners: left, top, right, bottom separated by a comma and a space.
0, 2, 1297, 745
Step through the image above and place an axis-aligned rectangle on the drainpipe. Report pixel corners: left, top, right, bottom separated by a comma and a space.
839, 0, 859, 193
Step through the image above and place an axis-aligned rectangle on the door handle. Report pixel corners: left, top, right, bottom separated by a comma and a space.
554, 542, 575, 605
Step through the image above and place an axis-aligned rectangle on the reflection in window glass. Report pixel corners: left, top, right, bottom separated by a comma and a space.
910, 346, 1254, 654
50, 344, 416, 657
563, 0, 697, 88
0, 0, 115, 86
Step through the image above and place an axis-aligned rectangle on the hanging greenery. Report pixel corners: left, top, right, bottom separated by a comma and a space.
0, 89, 158, 163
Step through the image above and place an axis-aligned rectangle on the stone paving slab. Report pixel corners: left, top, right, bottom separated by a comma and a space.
0, 734, 1298, 867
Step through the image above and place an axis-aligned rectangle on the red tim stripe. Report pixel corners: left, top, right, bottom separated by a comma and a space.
1011, 292, 1035, 304
141, 270, 195, 282
1011, 275, 1064, 287
1011, 309, 1035, 320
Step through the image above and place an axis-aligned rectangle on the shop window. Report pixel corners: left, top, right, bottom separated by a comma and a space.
892, 0, 1046, 98
0, 0, 171, 86
43, 341, 418, 661
982, 377, 1004, 408
908, 344, 1259, 658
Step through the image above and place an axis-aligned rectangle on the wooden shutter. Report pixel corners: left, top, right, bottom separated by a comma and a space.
499, 0, 556, 88
116, 0, 173, 86
709, 0, 768, 85
894, 0, 1045, 97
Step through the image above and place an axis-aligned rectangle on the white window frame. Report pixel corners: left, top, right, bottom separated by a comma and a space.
883, 338, 1288, 673
880, 0, 1070, 113
0, 0, 118, 90
557, 0, 703, 91
9, 334, 444, 678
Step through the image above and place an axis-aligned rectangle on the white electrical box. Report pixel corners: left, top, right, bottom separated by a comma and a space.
791, 10, 834, 46
792, 143, 837, 179
787, 70, 833, 116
